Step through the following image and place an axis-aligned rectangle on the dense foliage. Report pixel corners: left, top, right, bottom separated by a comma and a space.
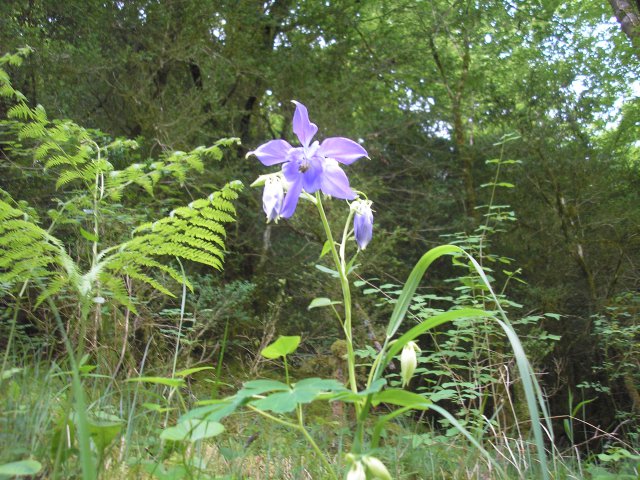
1, 1, 639, 478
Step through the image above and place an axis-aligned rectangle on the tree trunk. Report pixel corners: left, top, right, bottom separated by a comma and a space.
608, 0, 640, 51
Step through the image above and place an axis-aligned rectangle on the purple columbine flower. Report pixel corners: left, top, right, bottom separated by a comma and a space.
352, 199, 373, 250
262, 175, 284, 222
247, 101, 368, 218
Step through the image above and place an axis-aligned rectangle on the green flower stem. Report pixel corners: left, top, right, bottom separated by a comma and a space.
339, 209, 355, 266
315, 194, 358, 402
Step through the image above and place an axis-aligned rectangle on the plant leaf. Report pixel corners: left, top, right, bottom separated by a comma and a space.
307, 297, 342, 310
260, 336, 300, 359
0, 460, 42, 476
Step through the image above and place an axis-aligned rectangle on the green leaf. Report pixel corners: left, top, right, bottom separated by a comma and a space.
371, 389, 430, 409
1, 367, 22, 380
319, 240, 333, 258
260, 336, 301, 359
87, 412, 123, 453
175, 366, 214, 377
429, 389, 458, 402
160, 423, 189, 441
385, 245, 464, 339
381, 308, 488, 370
188, 420, 225, 441
0, 460, 42, 476
314, 264, 339, 277
126, 376, 184, 388
250, 378, 345, 413
325, 378, 386, 403
79, 227, 98, 242
250, 391, 298, 413
141, 403, 175, 413
307, 297, 342, 310
161, 420, 225, 442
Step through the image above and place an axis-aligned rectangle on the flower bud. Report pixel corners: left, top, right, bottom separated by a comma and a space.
346, 460, 366, 480
262, 175, 284, 222
363, 456, 392, 480
352, 199, 373, 250
400, 341, 421, 388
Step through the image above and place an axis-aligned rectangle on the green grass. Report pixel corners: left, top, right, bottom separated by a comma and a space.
3, 356, 634, 480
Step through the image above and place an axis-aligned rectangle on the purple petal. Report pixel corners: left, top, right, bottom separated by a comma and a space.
319, 137, 368, 165
280, 178, 303, 218
282, 153, 302, 183
354, 203, 373, 250
248, 139, 292, 166
300, 155, 324, 193
292, 101, 318, 148
319, 159, 356, 199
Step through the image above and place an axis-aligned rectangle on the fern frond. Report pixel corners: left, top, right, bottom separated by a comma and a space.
104, 181, 243, 291
55, 170, 84, 189
7, 102, 33, 120
0, 198, 66, 288
118, 265, 175, 297
34, 275, 68, 308
199, 207, 235, 223
182, 226, 225, 248
98, 274, 138, 314
18, 121, 46, 140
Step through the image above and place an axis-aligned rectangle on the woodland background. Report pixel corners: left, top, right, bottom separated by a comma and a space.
1, 0, 639, 478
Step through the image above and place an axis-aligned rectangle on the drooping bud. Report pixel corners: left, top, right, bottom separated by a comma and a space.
400, 341, 421, 388
262, 175, 284, 222
346, 460, 366, 480
352, 199, 373, 250
363, 456, 392, 480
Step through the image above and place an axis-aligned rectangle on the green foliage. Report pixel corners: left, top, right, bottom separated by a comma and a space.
0, 193, 69, 290
588, 292, 640, 426
260, 335, 301, 360
1, 0, 640, 476
0, 459, 42, 477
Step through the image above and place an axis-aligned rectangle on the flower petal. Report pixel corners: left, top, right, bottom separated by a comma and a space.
292, 101, 318, 148
282, 151, 302, 183
248, 139, 292, 166
280, 178, 303, 218
300, 155, 324, 193
319, 159, 356, 199
319, 137, 368, 165
262, 177, 284, 222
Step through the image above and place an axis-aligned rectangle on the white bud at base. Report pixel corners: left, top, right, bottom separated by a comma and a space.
262, 176, 284, 222
363, 456, 392, 480
400, 341, 421, 388
346, 460, 366, 480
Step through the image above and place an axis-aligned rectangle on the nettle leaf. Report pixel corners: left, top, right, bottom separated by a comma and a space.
260, 336, 301, 359
250, 378, 345, 414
